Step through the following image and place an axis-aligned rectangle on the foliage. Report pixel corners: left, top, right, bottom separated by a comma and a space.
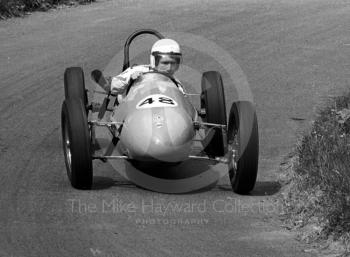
0, 0, 95, 18
281, 91, 350, 255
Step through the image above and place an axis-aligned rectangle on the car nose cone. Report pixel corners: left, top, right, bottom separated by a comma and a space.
120, 107, 194, 162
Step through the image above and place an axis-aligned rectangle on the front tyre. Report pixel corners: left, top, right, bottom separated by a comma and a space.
64, 67, 88, 108
228, 101, 259, 194
61, 99, 93, 189
201, 71, 227, 157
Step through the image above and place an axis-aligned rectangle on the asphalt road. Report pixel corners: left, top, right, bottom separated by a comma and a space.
0, 0, 349, 256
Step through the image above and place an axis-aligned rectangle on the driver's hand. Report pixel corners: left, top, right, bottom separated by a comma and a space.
104, 76, 112, 93
105, 76, 112, 86
131, 70, 142, 80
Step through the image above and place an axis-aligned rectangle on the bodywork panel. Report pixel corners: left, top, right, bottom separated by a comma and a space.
111, 73, 197, 162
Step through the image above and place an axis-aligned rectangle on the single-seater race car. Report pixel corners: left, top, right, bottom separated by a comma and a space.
61, 29, 259, 194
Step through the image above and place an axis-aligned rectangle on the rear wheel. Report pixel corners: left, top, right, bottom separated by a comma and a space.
64, 67, 88, 108
61, 99, 93, 189
201, 71, 227, 157
227, 101, 259, 194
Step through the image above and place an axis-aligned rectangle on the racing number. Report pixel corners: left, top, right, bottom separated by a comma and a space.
139, 97, 154, 107
138, 96, 176, 108
159, 96, 175, 105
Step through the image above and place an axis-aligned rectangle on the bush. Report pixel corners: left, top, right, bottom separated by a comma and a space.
0, 0, 24, 18
0, 0, 95, 18
281, 91, 350, 254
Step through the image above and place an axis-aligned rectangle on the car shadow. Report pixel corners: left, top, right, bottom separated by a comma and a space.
250, 181, 282, 196
216, 181, 281, 196
92, 176, 136, 190
90, 152, 281, 195
92, 175, 281, 196
129, 159, 216, 179
91, 176, 218, 193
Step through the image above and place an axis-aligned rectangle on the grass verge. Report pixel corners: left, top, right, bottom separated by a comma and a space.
0, 0, 95, 19
280, 91, 350, 255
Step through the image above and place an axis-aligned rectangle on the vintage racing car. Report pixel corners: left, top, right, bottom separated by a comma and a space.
61, 29, 259, 194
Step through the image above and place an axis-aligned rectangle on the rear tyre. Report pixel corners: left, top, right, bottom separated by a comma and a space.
61, 99, 93, 189
64, 67, 88, 108
227, 101, 259, 194
201, 71, 227, 157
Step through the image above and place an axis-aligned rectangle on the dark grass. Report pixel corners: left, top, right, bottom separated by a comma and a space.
0, 0, 95, 18
281, 91, 350, 253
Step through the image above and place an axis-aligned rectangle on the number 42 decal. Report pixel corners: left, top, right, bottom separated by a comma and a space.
136, 94, 178, 109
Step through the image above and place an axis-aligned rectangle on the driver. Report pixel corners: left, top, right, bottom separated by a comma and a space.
109, 38, 184, 98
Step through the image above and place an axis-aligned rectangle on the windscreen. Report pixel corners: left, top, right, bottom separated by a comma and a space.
127, 72, 179, 97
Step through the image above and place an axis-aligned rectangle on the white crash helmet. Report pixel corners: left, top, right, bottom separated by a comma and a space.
150, 38, 182, 68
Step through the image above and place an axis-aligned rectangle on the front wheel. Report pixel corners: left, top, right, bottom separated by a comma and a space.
200, 71, 227, 157
61, 99, 93, 189
64, 67, 88, 108
227, 101, 259, 194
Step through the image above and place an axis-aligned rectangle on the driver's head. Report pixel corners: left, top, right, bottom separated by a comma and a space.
150, 39, 182, 75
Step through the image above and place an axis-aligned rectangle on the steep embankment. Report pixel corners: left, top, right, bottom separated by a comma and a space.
280, 92, 350, 256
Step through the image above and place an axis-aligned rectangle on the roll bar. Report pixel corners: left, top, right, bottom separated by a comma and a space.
122, 29, 165, 72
